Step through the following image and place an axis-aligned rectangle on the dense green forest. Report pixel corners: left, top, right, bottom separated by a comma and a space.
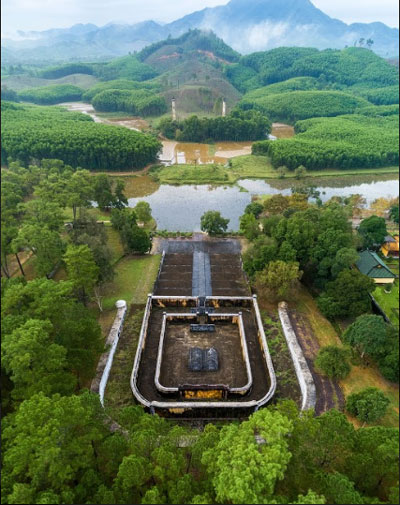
18, 84, 83, 105
226, 46, 399, 93
1, 102, 161, 170
92, 89, 167, 116
353, 85, 399, 105
38, 63, 95, 79
82, 79, 161, 102
253, 114, 399, 170
138, 29, 241, 64
239, 90, 370, 123
158, 109, 271, 142
95, 55, 159, 82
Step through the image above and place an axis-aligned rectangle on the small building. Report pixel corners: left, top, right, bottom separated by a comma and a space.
356, 250, 397, 284
381, 235, 399, 258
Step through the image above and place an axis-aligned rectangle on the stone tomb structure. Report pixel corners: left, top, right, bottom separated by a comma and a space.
131, 239, 276, 417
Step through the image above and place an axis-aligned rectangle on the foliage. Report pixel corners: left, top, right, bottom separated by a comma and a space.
94, 54, 158, 81
240, 213, 260, 240
262, 114, 399, 170
111, 208, 151, 254
94, 174, 128, 210
82, 79, 160, 102
343, 315, 398, 382
134, 201, 152, 223
18, 84, 83, 105
1, 103, 161, 170
245, 202, 264, 218
64, 244, 99, 303
158, 109, 271, 142
354, 104, 399, 117
1, 278, 103, 388
38, 63, 95, 79
354, 85, 399, 105
314, 346, 351, 379
138, 29, 240, 64
346, 388, 390, 424
317, 270, 375, 319
200, 211, 230, 236
1, 392, 116, 504
240, 90, 369, 123
1, 86, 19, 101
202, 408, 293, 504
227, 46, 398, 93
389, 204, 399, 224
358, 215, 388, 247
1, 319, 76, 401
92, 88, 167, 117
256, 260, 302, 300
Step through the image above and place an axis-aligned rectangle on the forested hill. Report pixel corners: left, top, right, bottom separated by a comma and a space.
2, 0, 398, 63
137, 30, 240, 66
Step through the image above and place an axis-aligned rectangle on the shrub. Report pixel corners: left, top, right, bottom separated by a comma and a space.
314, 346, 351, 379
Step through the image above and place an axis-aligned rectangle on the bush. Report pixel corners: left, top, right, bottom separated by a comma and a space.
314, 346, 351, 379
346, 387, 390, 424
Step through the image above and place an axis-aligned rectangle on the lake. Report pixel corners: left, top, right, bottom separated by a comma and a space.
127, 175, 399, 232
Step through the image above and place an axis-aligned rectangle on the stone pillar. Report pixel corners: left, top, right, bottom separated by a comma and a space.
222, 98, 226, 117
172, 98, 177, 121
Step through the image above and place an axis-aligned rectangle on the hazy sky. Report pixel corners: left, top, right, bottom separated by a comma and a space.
1, 0, 399, 37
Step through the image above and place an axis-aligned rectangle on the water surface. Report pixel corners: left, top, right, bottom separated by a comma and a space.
128, 176, 399, 232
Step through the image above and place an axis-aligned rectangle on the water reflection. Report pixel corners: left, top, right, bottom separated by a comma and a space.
128, 177, 399, 232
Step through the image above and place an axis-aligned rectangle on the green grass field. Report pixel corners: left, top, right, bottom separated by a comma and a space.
152, 154, 399, 186
102, 254, 161, 311
373, 282, 399, 327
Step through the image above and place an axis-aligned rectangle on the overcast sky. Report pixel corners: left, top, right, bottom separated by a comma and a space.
1, 0, 399, 37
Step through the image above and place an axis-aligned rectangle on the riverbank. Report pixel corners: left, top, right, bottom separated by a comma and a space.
149, 155, 399, 186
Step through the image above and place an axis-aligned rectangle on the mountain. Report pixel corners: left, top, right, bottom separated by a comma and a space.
167, 0, 398, 57
2, 0, 398, 63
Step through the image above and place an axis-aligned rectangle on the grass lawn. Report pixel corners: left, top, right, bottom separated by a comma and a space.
150, 154, 399, 186
102, 254, 161, 311
373, 282, 399, 327
293, 285, 399, 428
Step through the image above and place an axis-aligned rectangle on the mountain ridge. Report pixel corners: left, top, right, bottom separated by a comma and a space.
2, 0, 398, 63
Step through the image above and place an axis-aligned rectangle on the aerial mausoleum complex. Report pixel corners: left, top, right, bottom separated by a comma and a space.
131, 239, 277, 418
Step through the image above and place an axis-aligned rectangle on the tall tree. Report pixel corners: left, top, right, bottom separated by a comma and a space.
1, 392, 111, 504
343, 314, 388, 361
358, 216, 388, 248
1, 319, 76, 401
14, 224, 65, 278
64, 170, 94, 222
202, 409, 292, 504
256, 260, 302, 300
135, 201, 152, 224
64, 244, 99, 304
317, 270, 375, 319
200, 211, 230, 236
346, 388, 390, 425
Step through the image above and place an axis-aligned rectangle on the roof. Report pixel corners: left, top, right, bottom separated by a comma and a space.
384, 235, 397, 244
356, 251, 396, 279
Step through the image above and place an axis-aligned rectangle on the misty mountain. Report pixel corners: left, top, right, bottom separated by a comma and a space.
2, 0, 398, 64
